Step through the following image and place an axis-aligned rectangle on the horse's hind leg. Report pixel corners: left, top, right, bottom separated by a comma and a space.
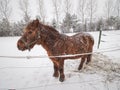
78, 57, 86, 70
59, 59, 65, 82
86, 46, 93, 64
86, 54, 92, 64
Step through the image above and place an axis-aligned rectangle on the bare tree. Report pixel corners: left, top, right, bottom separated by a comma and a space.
104, 0, 114, 20
104, 0, 114, 29
114, 0, 120, 17
113, 0, 120, 29
64, 0, 71, 14
77, 0, 87, 24
87, 0, 97, 30
37, 0, 46, 23
19, 0, 31, 23
52, 0, 62, 28
0, 0, 12, 20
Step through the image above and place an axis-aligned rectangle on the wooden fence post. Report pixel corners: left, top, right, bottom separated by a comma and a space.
97, 25, 102, 49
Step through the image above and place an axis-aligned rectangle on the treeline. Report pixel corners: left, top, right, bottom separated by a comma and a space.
0, 19, 26, 36
0, 14, 120, 36
0, 0, 120, 36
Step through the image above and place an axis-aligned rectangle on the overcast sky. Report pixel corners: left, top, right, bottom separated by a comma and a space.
10, 0, 106, 22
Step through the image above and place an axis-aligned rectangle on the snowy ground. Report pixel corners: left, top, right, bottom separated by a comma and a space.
0, 30, 120, 90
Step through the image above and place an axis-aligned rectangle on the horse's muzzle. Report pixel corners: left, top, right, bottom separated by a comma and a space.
17, 39, 27, 51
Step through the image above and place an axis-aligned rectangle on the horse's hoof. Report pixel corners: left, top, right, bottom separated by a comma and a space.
86, 61, 90, 65
59, 77, 64, 82
86, 62, 89, 64
78, 67, 82, 70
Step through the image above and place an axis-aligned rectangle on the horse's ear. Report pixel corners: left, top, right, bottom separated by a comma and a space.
33, 19, 39, 27
35, 18, 39, 23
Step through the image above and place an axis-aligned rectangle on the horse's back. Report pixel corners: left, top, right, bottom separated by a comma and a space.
72, 32, 94, 46
53, 32, 94, 56
70, 32, 94, 53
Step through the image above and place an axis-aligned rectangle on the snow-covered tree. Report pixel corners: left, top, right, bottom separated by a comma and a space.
51, 18, 57, 29
115, 17, 120, 29
96, 18, 104, 31
61, 13, 79, 33
12, 20, 26, 36
0, 18, 11, 36
0, 0, 12, 36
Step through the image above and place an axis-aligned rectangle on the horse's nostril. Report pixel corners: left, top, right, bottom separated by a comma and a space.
17, 40, 23, 50
17, 43, 20, 50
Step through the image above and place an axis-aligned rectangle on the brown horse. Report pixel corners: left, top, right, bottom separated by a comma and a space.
17, 19, 94, 82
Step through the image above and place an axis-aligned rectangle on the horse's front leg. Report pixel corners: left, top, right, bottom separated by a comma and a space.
51, 59, 59, 78
58, 59, 65, 82
53, 62, 59, 78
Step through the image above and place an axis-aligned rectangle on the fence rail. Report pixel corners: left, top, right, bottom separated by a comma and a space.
0, 48, 120, 59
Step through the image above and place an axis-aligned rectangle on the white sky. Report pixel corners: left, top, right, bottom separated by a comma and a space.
10, 0, 106, 22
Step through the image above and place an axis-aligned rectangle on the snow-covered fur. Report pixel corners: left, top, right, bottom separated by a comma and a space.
17, 19, 94, 82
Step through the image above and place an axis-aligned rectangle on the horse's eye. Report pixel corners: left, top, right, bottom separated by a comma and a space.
28, 31, 32, 34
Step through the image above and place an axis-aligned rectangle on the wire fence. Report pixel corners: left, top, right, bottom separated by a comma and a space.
0, 47, 120, 70
0, 47, 120, 59
0, 47, 120, 71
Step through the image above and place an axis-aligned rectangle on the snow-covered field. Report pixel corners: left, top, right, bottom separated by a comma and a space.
0, 30, 120, 90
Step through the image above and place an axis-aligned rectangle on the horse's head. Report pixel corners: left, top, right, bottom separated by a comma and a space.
17, 19, 41, 51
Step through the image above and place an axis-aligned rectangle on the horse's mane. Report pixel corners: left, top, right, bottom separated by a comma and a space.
44, 24, 59, 34
39, 22, 60, 37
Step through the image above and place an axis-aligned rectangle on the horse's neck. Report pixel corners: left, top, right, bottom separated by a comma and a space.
40, 26, 61, 52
